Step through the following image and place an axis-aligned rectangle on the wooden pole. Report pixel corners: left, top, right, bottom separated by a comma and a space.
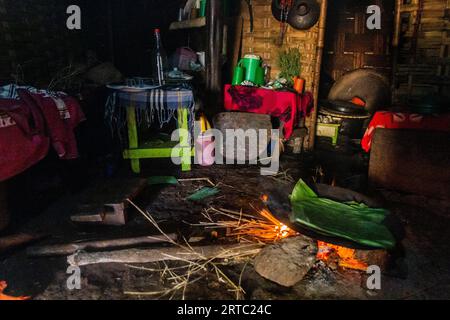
391, 0, 403, 103
67, 244, 263, 267
0, 233, 46, 254
306, 0, 328, 150
27, 234, 178, 257
206, 0, 224, 115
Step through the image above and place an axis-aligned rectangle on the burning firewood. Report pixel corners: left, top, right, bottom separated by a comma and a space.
197, 206, 298, 244
0, 281, 30, 301
317, 241, 369, 271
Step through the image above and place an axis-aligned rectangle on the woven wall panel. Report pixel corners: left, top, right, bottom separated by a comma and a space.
0, 0, 82, 84
394, 0, 450, 101
239, 0, 322, 92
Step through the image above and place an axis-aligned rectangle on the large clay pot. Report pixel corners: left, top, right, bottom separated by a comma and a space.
0, 183, 9, 232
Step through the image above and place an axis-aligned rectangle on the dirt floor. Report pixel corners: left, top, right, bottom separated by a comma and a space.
1, 154, 450, 300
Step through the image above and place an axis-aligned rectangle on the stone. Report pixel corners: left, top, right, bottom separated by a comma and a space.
213, 112, 273, 163
254, 235, 317, 287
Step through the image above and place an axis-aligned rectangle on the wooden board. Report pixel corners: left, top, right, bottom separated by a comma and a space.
323, 0, 395, 81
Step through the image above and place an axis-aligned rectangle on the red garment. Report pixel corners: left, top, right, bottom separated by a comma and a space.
224, 85, 313, 139
0, 99, 49, 182
361, 111, 450, 152
19, 90, 85, 159
0, 91, 85, 182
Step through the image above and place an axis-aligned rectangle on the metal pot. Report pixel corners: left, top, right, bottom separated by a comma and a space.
319, 100, 371, 140
287, 0, 320, 30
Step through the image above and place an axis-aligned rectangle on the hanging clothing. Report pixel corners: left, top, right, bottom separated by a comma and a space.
0, 85, 85, 182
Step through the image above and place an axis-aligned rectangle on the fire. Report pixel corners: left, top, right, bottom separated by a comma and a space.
0, 281, 30, 301
317, 241, 368, 271
257, 196, 296, 240
228, 208, 298, 242
259, 208, 297, 240
206, 205, 297, 243
260, 194, 269, 203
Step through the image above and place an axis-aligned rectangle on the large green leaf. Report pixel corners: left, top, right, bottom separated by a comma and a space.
289, 180, 396, 249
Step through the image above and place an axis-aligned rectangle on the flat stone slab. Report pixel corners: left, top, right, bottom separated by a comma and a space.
213, 112, 273, 162
254, 235, 318, 287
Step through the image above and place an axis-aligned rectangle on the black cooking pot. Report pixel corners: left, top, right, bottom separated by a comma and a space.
319, 100, 371, 140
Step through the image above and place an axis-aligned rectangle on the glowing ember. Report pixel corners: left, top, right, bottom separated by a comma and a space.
317, 241, 368, 271
0, 281, 30, 301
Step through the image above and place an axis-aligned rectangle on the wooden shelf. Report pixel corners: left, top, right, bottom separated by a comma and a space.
169, 17, 206, 30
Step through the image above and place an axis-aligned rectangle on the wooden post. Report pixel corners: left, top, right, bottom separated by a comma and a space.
391, 0, 402, 103
306, 0, 328, 150
206, 0, 224, 115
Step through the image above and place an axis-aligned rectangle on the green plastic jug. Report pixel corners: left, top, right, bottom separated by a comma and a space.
232, 55, 265, 86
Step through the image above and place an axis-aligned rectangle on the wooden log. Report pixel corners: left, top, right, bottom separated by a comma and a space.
27, 234, 179, 257
67, 243, 262, 267
0, 233, 46, 254
354, 248, 391, 271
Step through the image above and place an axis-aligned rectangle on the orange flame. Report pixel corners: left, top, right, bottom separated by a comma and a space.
224, 206, 298, 243
317, 242, 368, 271
0, 281, 30, 301
260, 208, 297, 240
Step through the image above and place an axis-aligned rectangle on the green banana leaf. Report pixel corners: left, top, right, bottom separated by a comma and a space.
289, 180, 396, 249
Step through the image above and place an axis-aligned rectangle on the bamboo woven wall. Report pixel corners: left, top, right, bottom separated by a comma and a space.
239, 0, 324, 92
393, 0, 450, 102
238, 0, 326, 149
0, 0, 82, 85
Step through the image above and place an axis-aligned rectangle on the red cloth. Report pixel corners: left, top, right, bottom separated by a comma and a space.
0, 99, 50, 182
19, 90, 85, 159
0, 91, 85, 182
361, 111, 450, 152
224, 85, 313, 139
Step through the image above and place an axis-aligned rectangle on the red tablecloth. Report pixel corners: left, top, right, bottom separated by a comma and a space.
224, 85, 313, 139
361, 111, 450, 152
